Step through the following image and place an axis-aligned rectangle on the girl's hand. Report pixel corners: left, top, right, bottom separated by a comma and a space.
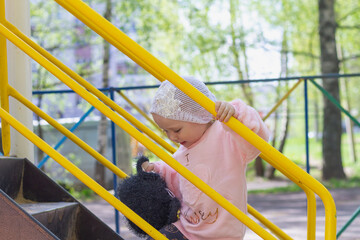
215, 101, 235, 122
141, 161, 154, 172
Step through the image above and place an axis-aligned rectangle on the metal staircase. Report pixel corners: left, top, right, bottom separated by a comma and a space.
0, 157, 124, 240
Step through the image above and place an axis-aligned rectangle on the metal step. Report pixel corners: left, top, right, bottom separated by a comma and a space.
21, 202, 79, 240
0, 157, 124, 240
0, 189, 59, 240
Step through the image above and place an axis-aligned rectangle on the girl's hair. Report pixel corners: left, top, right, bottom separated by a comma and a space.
150, 76, 216, 124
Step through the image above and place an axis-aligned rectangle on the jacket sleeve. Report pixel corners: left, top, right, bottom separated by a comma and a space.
153, 161, 181, 200
222, 99, 271, 162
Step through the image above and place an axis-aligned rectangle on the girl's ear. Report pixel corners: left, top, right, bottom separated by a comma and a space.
167, 198, 181, 225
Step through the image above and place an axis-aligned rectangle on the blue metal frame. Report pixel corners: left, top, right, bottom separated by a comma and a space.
32, 73, 360, 94
110, 88, 120, 233
304, 79, 310, 173
37, 105, 95, 168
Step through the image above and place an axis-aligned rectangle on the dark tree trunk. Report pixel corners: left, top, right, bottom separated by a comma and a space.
254, 156, 264, 176
318, 0, 346, 180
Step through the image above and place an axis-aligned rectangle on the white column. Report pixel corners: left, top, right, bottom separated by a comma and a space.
6, 0, 34, 162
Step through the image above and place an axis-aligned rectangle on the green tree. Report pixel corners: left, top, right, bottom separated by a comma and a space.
113, 0, 185, 73
250, 0, 359, 179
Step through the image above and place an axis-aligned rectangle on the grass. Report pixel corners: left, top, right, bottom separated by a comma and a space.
58, 181, 97, 201
248, 183, 303, 194
248, 176, 360, 195
70, 188, 96, 201
323, 176, 360, 189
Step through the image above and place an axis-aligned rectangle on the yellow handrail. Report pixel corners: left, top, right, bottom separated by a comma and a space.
0, 21, 277, 239
0, 107, 168, 240
52, 1, 336, 239
262, 78, 304, 121
8, 85, 127, 179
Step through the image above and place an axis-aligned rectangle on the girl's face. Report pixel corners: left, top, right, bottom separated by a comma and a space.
152, 114, 212, 148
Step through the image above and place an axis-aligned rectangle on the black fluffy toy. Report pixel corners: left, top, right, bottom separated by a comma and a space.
116, 156, 181, 238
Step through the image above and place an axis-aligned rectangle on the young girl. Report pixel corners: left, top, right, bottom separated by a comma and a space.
142, 76, 270, 240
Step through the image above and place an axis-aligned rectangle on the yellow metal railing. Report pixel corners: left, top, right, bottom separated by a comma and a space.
0, 0, 337, 239
262, 79, 304, 121
52, 1, 336, 239
0, 14, 276, 239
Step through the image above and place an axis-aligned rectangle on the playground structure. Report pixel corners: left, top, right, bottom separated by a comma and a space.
1, 0, 359, 239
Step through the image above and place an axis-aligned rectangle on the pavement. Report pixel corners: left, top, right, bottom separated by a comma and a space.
82, 181, 360, 240
246, 187, 360, 240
